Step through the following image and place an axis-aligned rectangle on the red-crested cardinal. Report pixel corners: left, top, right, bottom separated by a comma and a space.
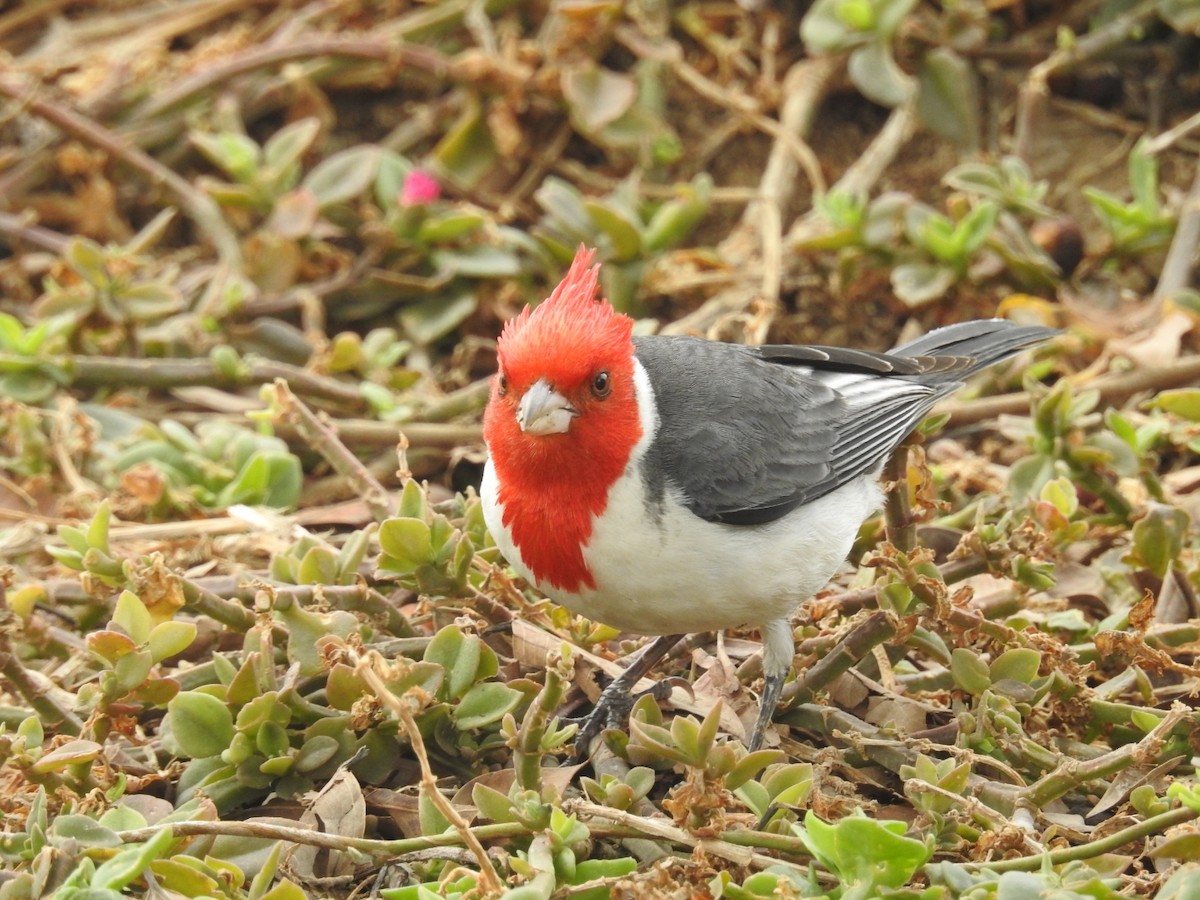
482, 246, 1057, 752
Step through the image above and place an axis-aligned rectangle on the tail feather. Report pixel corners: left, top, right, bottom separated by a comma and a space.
891, 319, 1060, 384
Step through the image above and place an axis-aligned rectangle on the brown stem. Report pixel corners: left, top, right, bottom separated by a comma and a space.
115, 817, 528, 856
134, 37, 450, 120
786, 97, 918, 246
267, 380, 394, 521
0, 77, 241, 266
821, 555, 989, 616
665, 56, 841, 338
882, 447, 917, 553
66, 355, 364, 407
180, 579, 255, 632
789, 610, 896, 705
355, 649, 503, 894
1151, 161, 1200, 308
0, 211, 70, 253
1021, 703, 1189, 810
941, 355, 1200, 427
0, 627, 84, 736
1013, 0, 1162, 163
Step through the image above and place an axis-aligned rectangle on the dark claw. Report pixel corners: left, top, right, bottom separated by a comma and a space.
748, 669, 787, 751
567, 633, 684, 764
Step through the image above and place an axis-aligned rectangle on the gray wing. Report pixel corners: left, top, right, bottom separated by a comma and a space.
633, 336, 945, 525
632, 321, 1055, 526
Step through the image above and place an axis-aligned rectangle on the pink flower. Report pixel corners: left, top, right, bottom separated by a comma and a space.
400, 169, 440, 206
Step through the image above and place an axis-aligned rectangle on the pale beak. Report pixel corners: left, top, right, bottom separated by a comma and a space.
517, 377, 577, 435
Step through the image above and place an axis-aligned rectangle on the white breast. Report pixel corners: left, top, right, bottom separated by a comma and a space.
572, 467, 879, 634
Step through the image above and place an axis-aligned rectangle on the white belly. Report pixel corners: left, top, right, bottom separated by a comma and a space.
481, 458, 880, 635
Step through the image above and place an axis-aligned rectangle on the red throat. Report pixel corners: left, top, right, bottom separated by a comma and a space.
484, 247, 642, 594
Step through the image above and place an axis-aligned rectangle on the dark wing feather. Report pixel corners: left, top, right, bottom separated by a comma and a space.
632, 321, 1056, 526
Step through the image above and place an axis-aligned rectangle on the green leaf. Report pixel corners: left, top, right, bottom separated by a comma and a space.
65, 237, 109, 287
398, 291, 478, 345
1128, 138, 1160, 215
570, 858, 638, 898
149, 858, 221, 896
112, 591, 153, 645
957, 201, 999, 257
417, 210, 487, 243
397, 480, 429, 520
950, 648, 992, 695
891, 262, 956, 306
297, 546, 340, 585
379, 518, 434, 573
1131, 504, 1189, 578
99, 806, 146, 833
294, 735, 340, 774
59, 523, 91, 556
87, 499, 112, 550
1153, 833, 1200, 862
848, 39, 914, 108
425, 625, 480, 699
432, 99, 496, 189
797, 810, 932, 891
726, 750, 785, 792
1131, 708, 1164, 733
418, 781, 452, 836
876, 0, 920, 33
1040, 476, 1079, 518
917, 48, 979, 148
1151, 389, 1200, 422
642, 174, 713, 252
561, 62, 638, 133
535, 177, 593, 243
91, 825, 175, 891
989, 648, 1042, 685
148, 620, 197, 664
801, 0, 861, 51
431, 246, 521, 278
0, 371, 58, 404
192, 131, 262, 184
264, 118, 321, 177
88, 629, 138, 664
454, 682, 523, 730
375, 151, 413, 211
114, 648, 155, 694
119, 281, 185, 321
167, 691, 235, 758
217, 451, 302, 509
1008, 453, 1056, 502
32, 739, 102, 774
584, 201, 642, 262
303, 146, 381, 209
51, 814, 122, 846
255, 720, 290, 759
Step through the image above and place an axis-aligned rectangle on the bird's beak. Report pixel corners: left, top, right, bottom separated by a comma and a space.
516, 377, 577, 435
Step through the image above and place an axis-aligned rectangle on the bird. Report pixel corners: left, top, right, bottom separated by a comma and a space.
481, 245, 1058, 754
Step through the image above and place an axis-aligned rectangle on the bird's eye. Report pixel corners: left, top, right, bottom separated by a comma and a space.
497, 372, 508, 396
591, 370, 611, 398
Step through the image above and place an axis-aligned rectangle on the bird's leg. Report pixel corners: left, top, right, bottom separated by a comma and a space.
748, 618, 795, 751
573, 632, 684, 762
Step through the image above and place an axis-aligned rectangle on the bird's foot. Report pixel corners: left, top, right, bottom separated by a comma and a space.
747, 669, 787, 751
566, 634, 686, 764
569, 687, 634, 763
568, 679, 683, 764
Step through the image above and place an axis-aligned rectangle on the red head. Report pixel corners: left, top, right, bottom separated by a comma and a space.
483, 246, 642, 593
